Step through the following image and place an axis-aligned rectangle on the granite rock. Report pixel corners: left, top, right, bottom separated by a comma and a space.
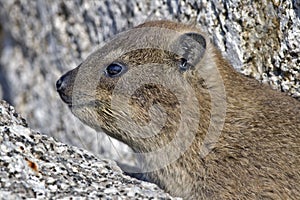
0, 100, 180, 199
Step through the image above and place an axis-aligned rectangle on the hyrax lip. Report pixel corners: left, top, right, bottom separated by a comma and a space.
58, 90, 72, 106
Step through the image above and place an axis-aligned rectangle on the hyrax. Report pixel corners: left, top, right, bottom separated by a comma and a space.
56, 21, 300, 199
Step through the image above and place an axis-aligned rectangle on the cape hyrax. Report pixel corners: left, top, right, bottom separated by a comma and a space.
56, 20, 300, 199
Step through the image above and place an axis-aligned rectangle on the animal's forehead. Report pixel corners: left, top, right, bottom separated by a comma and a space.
117, 49, 177, 65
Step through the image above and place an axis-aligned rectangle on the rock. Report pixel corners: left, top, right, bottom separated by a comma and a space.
0, 0, 299, 169
0, 100, 180, 199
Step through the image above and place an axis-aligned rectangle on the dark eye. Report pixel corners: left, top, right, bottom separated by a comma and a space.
105, 62, 126, 77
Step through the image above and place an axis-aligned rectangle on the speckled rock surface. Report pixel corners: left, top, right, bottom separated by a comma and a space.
0, 100, 180, 199
0, 0, 299, 169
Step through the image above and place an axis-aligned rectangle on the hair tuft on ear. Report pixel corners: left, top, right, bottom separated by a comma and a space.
185, 32, 206, 49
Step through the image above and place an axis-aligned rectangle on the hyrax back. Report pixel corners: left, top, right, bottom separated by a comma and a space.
56, 21, 300, 199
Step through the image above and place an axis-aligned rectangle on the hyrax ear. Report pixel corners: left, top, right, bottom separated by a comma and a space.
172, 32, 206, 71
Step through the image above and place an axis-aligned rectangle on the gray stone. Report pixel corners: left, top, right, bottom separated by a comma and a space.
0, 100, 180, 199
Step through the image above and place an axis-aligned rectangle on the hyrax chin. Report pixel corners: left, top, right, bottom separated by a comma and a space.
56, 20, 300, 199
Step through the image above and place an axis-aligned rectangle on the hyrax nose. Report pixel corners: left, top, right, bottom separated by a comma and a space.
56, 70, 75, 105
56, 72, 69, 92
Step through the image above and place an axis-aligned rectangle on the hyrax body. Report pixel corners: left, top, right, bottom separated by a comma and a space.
57, 21, 300, 199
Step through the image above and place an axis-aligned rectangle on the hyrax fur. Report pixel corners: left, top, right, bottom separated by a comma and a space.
57, 21, 300, 199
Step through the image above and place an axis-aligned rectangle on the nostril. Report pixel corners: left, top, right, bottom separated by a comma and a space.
56, 78, 63, 91
56, 71, 71, 92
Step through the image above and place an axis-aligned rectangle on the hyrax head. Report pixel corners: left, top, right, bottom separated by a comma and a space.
56, 21, 210, 152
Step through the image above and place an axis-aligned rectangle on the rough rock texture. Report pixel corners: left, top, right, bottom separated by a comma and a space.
0, 0, 299, 168
0, 100, 180, 199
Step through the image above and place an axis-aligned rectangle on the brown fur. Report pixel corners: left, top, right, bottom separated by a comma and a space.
57, 21, 300, 199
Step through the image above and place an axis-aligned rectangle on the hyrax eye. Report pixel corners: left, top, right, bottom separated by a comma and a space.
105, 62, 126, 77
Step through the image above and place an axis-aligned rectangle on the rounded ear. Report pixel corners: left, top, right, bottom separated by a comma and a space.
171, 32, 206, 69
184, 32, 206, 50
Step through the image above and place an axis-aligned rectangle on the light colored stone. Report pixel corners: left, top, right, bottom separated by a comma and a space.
0, 100, 180, 199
